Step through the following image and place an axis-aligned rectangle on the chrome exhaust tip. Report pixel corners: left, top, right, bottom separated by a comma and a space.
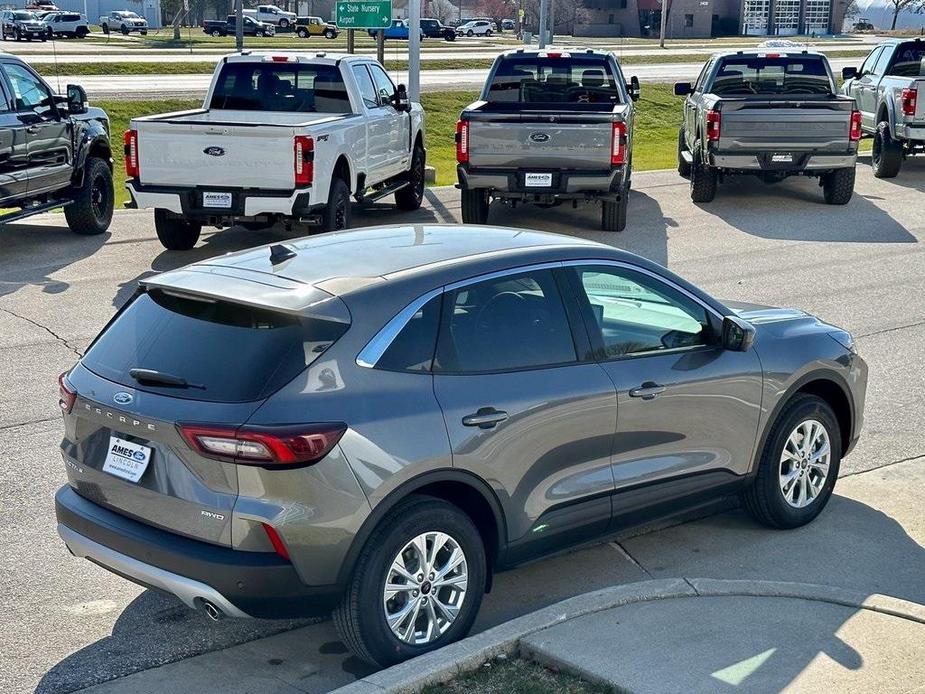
198, 599, 223, 621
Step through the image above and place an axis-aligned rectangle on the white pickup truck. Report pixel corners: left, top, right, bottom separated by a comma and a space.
125, 53, 426, 250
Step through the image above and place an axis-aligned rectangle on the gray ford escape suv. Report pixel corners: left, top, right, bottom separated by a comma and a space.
56, 225, 867, 666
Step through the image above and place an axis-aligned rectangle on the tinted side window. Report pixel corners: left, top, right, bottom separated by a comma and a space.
352, 65, 378, 110
435, 270, 576, 373
377, 295, 442, 372
4, 63, 51, 114
576, 267, 709, 358
859, 48, 882, 76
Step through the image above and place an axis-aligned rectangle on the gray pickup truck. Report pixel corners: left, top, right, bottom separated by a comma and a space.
456, 48, 639, 231
675, 50, 860, 205
842, 38, 925, 178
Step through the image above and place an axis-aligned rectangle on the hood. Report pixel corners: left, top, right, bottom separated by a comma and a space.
724, 300, 809, 324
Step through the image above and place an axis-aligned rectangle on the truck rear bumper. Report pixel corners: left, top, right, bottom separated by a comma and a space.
897, 123, 925, 142
126, 181, 314, 219
458, 165, 625, 198
710, 153, 856, 171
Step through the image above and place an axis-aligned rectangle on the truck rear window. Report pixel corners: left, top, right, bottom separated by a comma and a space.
889, 43, 925, 77
82, 291, 348, 402
711, 56, 833, 96
486, 55, 623, 105
210, 63, 351, 113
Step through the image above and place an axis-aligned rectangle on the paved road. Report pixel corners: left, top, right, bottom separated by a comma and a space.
1, 162, 923, 693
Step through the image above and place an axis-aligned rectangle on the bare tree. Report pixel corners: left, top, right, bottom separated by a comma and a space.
887, 0, 925, 29
428, 0, 458, 22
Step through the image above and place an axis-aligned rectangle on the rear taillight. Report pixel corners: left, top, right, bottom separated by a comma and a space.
178, 423, 346, 467
611, 122, 627, 165
849, 110, 862, 141
706, 109, 721, 142
294, 135, 314, 186
456, 119, 469, 163
262, 523, 290, 561
58, 372, 76, 414
124, 129, 139, 178
901, 88, 917, 117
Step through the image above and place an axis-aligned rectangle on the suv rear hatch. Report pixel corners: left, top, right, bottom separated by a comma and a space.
61, 273, 349, 547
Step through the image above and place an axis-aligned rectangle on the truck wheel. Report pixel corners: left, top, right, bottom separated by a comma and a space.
101, 23, 108, 34
821, 167, 855, 205
76, 26, 88, 38
395, 145, 425, 211
65, 157, 113, 235
871, 121, 902, 179
211, 29, 221, 37
460, 188, 489, 224
279, 18, 289, 29
324, 29, 335, 38
154, 209, 201, 250
321, 178, 352, 232
601, 183, 628, 232
690, 148, 717, 203
297, 27, 308, 37
677, 129, 691, 178
466, 29, 473, 36
333, 496, 487, 667
120, 25, 129, 35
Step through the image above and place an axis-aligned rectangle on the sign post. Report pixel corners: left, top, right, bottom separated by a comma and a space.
408, 0, 420, 101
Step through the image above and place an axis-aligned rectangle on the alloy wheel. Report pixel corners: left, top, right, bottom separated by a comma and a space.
382, 531, 468, 645
779, 419, 830, 508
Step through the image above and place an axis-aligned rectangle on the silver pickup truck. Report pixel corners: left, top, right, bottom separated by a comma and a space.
842, 38, 925, 178
675, 50, 860, 205
456, 48, 639, 232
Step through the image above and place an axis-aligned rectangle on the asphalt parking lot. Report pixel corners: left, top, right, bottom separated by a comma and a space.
1, 160, 923, 694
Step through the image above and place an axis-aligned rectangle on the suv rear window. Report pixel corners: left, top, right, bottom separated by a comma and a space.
711, 56, 833, 96
889, 42, 925, 77
210, 62, 351, 113
486, 55, 623, 106
82, 291, 348, 402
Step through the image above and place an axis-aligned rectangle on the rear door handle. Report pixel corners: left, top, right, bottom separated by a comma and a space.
629, 382, 666, 400
462, 407, 509, 429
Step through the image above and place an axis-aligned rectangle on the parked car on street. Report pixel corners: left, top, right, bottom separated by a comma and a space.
420, 18, 455, 41
1, 10, 49, 41
295, 16, 338, 38
841, 38, 925, 178
245, 4, 297, 29
54, 223, 867, 667
675, 50, 860, 205
202, 15, 275, 37
41, 11, 90, 38
501, 18, 515, 30
125, 53, 425, 249
99, 10, 147, 35
457, 48, 639, 231
456, 19, 492, 36
368, 19, 422, 40
0, 55, 113, 233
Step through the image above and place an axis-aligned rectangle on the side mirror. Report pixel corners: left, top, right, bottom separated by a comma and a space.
721, 315, 756, 352
66, 84, 87, 115
674, 81, 693, 96
629, 75, 640, 102
392, 83, 411, 112
842, 66, 858, 80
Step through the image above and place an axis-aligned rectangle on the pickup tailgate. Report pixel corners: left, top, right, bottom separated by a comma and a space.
716, 98, 854, 152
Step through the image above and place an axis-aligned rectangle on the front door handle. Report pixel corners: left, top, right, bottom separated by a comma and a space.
462, 407, 509, 429
629, 382, 666, 400
25, 125, 40, 134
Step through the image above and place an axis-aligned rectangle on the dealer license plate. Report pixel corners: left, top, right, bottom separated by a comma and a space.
202, 191, 233, 208
771, 153, 793, 163
524, 173, 553, 188
102, 436, 152, 484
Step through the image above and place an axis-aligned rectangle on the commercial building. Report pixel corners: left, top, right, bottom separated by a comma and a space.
741, 0, 848, 35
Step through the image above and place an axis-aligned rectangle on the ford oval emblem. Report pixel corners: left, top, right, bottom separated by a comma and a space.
113, 392, 133, 405
530, 132, 550, 143
203, 146, 225, 157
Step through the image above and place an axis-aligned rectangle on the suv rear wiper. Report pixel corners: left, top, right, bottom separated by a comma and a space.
128, 368, 205, 389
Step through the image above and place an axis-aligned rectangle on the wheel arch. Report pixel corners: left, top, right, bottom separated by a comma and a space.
332, 153, 354, 194
877, 100, 896, 138
73, 134, 112, 186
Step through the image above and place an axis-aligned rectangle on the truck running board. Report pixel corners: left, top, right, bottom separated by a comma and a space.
0, 199, 73, 225
358, 180, 409, 205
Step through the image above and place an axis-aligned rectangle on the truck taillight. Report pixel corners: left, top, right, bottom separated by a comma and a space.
178, 423, 346, 467
124, 129, 139, 178
849, 110, 862, 141
706, 110, 721, 142
611, 122, 627, 165
901, 88, 917, 117
456, 119, 469, 163
58, 371, 76, 414
294, 135, 314, 186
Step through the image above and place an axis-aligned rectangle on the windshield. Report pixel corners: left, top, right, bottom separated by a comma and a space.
115, 11, 139, 17
888, 42, 925, 77
711, 56, 833, 96
486, 55, 623, 105
210, 62, 351, 113
13, 12, 37, 20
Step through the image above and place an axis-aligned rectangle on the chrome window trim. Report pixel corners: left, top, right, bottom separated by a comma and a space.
355, 258, 723, 370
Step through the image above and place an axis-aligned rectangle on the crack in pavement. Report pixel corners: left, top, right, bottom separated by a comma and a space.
0, 416, 58, 432
857, 319, 925, 340
682, 577, 700, 596
842, 453, 925, 478
610, 541, 653, 579
0, 306, 83, 358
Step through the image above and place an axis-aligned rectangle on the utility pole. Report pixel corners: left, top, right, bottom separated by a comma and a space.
658, 0, 667, 48
376, 27, 384, 64
235, 0, 244, 51
408, 0, 421, 100
538, 0, 548, 48
548, 0, 555, 43
347, 28, 354, 53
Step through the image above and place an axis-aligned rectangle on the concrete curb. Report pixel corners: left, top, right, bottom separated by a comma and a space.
331, 578, 925, 694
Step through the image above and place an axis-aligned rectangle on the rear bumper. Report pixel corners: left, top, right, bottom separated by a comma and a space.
458, 165, 625, 199
125, 181, 314, 220
55, 485, 341, 619
896, 123, 925, 142
709, 152, 857, 171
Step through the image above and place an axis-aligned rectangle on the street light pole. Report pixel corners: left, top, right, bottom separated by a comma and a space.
659, 0, 667, 48
235, 0, 244, 51
408, 0, 420, 100
538, 0, 548, 48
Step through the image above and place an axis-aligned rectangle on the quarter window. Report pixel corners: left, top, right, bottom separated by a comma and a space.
377, 295, 442, 372
575, 267, 709, 358
435, 270, 576, 373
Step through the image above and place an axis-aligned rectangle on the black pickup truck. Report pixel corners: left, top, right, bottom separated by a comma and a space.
0, 55, 113, 234
203, 15, 275, 37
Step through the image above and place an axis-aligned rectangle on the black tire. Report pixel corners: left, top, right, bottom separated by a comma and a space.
677, 129, 692, 178
297, 27, 307, 37
76, 27, 88, 38
15, 29, 21, 41
154, 208, 202, 250
120, 25, 129, 35
690, 146, 717, 203
65, 157, 113, 235
279, 18, 289, 29
321, 177, 351, 232
395, 145, 425, 211
821, 167, 855, 205
871, 121, 902, 179
486, 29, 492, 36
466, 29, 473, 36
460, 187, 489, 224
324, 29, 335, 38
333, 496, 487, 667
741, 394, 841, 529
211, 29, 222, 37
101, 23, 108, 34
602, 184, 628, 232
